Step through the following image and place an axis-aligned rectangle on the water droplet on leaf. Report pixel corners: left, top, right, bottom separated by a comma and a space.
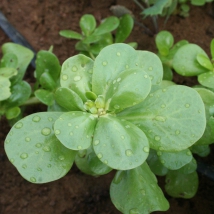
20, 153, 28, 159
125, 149, 133, 157
32, 115, 41, 122
41, 128, 51, 136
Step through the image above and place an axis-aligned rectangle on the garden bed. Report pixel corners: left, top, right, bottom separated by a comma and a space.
0, 0, 214, 213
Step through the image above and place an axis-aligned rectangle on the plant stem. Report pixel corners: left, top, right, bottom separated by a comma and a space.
133, 0, 145, 10
89, 51, 96, 60
21, 96, 41, 106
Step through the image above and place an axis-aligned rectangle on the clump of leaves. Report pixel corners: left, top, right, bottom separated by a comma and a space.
5, 44, 206, 213
155, 30, 188, 80
173, 39, 214, 90
59, 14, 137, 59
0, 43, 33, 120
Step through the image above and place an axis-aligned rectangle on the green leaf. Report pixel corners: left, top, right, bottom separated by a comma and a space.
54, 87, 84, 111
5, 106, 21, 119
92, 44, 163, 97
196, 53, 213, 71
211, 39, 214, 59
147, 149, 168, 176
157, 149, 192, 170
173, 44, 209, 76
93, 16, 119, 36
142, 0, 170, 17
4, 112, 76, 183
106, 68, 151, 113
0, 67, 17, 78
117, 85, 206, 151
191, 0, 206, 5
179, 158, 197, 174
115, 14, 134, 43
110, 162, 169, 214
54, 111, 97, 150
59, 30, 83, 40
35, 89, 54, 106
198, 71, 214, 89
155, 31, 174, 56
1, 81, 31, 108
0, 76, 11, 101
191, 144, 210, 157
75, 146, 112, 176
93, 115, 149, 170
82, 34, 101, 44
39, 72, 56, 90
2, 43, 34, 83
80, 14, 96, 36
165, 169, 198, 198
61, 54, 94, 101
35, 50, 61, 81
162, 64, 173, 81
0, 52, 18, 68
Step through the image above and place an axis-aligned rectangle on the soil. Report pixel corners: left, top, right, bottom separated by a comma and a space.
0, 0, 214, 214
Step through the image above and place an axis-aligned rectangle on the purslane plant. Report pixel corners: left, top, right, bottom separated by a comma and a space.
4, 43, 207, 213
59, 14, 137, 59
0, 43, 33, 120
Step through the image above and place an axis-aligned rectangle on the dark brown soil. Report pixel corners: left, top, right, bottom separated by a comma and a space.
0, 0, 214, 213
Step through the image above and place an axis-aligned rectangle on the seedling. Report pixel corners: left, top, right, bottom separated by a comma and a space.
0, 43, 33, 120
4, 43, 207, 213
59, 14, 137, 59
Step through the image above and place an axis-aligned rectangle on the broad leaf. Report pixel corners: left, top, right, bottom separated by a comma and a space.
59, 30, 83, 40
106, 68, 151, 113
54, 111, 97, 150
0, 76, 11, 101
191, 144, 210, 157
35, 89, 54, 106
80, 14, 96, 36
117, 85, 206, 151
5, 106, 21, 119
93, 115, 149, 170
0, 52, 18, 68
39, 72, 56, 90
93, 16, 119, 36
211, 38, 214, 59
196, 53, 213, 71
110, 162, 169, 214
165, 169, 198, 198
115, 14, 134, 43
61, 54, 94, 101
55, 87, 84, 111
35, 50, 61, 81
157, 149, 193, 170
0, 67, 17, 78
92, 44, 162, 97
4, 112, 76, 183
191, 0, 206, 6
198, 71, 214, 89
75, 146, 112, 176
173, 44, 208, 76
2, 43, 34, 83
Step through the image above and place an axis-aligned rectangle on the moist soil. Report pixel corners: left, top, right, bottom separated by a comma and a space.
0, 0, 214, 214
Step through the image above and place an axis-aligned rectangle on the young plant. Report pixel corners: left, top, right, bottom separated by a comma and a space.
59, 14, 137, 59
155, 30, 188, 80
0, 43, 33, 120
172, 38, 214, 90
4, 44, 206, 213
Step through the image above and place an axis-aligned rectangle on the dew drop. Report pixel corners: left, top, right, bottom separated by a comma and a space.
149, 75, 154, 80
160, 159, 165, 164
58, 155, 65, 161
74, 75, 81, 81
121, 135, 125, 140
32, 115, 41, 122
129, 208, 140, 214
48, 117, 53, 121
162, 88, 167, 92
186, 151, 192, 156
5, 139, 10, 144
125, 149, 133, 157
75, 125, 79, 129
22, 164, 27, 169
94, 140, 100, 146
47, 164, 52, 168
114, 105, 120, 109
62, 74, 68, 80
117, 77, 121, 82
97, 153, 103, 159
175, 130, 180, 135
161, 104, 166, 108
159, 146, 164, 151
55, 129, 61, 135
20, 153, 28, 159
143, 147, 149, 153
35, 143, 42, 148
157, 151, 162, 156
10, 158, 14, 163
41, 127, 51, 136
113, 80, 116, 84
37, 167, 42, 171
148, 66, 153, 71
69, 132, 73, 136
77, 145, 82, 150
35, 151, 39, 154
185, 103, 190, 108
43, 145, 51, 152
72, 66, 78, 72
155, 115, 166, 122
104, 160, 108, 164
68, 123, 72, 127
15, 122, 23, 129
25, 137, 31, 142
144, 74, 148, 78
125, 65, 129, 69
116, 52, 121, 56
141, 189, 146, 195
30, 177, 36, 183
102, 61, 107, 66
154, 136, 161, 141
125, 125, 130, 128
